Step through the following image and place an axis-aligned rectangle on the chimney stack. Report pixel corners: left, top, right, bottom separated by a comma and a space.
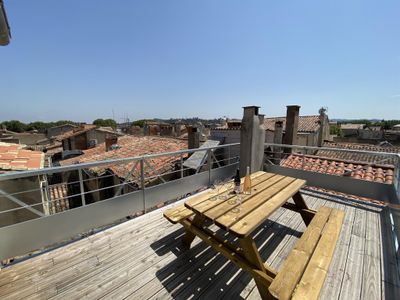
283, 105, 300, 152
187, 126, 200, 149
318, 107, 327, 147
273, 121, 283, 145
239, 106, 265, 176
273, 121, 283, 163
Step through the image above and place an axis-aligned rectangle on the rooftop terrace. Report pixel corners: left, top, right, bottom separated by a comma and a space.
0, 189, 399, 299
0, 142, 399, 299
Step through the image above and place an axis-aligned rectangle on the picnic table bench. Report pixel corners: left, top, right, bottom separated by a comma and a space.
164, 171, 344, 299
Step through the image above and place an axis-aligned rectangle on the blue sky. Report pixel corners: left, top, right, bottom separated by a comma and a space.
1, 0, 399, 122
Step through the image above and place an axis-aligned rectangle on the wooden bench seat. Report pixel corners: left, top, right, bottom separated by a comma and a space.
268, 206, 345, 300
163, 204, 194, 224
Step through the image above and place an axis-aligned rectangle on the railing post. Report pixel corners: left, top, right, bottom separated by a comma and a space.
207, 149, 212, 186
78, 169, 86, 206
140, 158, 146, 213
228, 146, 231, 165
180, 154, 184, 178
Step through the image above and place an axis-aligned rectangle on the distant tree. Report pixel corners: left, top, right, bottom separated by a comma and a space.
1, 120, 27, 132
132, 119, 146, 128
53, 120, 76, 127
26, 121, 48, 132
93, 118, 117, 129
329, 125, 341, 136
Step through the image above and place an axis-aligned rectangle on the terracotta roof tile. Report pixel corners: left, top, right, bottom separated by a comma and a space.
60, 136, 187, 180
264, 115, 321, 133
57, 124, 97, 140
317, 142, 400, 165
280, 153, 395, 184
0, 142, 44, 172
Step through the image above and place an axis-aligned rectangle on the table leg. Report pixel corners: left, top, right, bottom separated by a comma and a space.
181, 214, 205, 249
239, 236, 274, 300
292, 192, 315, 225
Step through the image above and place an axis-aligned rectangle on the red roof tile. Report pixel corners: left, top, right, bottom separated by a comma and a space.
0, 142, 45, 171
264, 115, 321, 133
60, 136, 187, 180
317, 142, 400, 165
280, 153, 394, 184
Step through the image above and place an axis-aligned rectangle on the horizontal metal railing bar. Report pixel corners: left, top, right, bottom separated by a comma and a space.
0, 143, 240, 181
265, 143, 400, 159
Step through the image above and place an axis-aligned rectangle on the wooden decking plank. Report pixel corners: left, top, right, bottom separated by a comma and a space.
0, 206, 168, 285
191, 174, 284, 216
338, 205, 367, 300
292, 209, 345, 300
361, 209, 382, 300
318, 198, 355, 300
210, 176, 292, 225
268, 207, 332, 300
0, 216, 172, 294
1, 224, 176, 299
51, 219, 183, 298
229, 179, 306, 237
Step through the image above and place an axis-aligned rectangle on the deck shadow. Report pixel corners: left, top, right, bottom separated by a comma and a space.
152, 218, 302, 299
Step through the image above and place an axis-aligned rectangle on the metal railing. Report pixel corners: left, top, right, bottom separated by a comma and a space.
0, 143, 240, 260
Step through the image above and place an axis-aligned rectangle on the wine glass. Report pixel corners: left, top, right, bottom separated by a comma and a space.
231, 193, 243, 219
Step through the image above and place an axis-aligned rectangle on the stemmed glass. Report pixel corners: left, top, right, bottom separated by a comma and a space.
231, 193, 242, 219
209, 179, 222, 201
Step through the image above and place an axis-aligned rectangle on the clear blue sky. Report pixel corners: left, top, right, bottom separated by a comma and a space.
1, 0, 399, 123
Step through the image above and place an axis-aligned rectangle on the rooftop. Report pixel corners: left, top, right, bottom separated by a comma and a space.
264, 115, 321, 133
340, 123, 365, 130
0, 142, 44, 173
0, 190, 398, 299
317, 142, 400, 165
280, 153, 395, 184
60, 135, 188, 179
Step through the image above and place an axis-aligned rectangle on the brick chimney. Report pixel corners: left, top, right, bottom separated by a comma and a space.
283, 105, 300, 152
273, 121, 283, 163
105, 136, 118, 152
187, 126, 200, 149
273, 121, 283, 144
318, 107, 327, 147
239, 106, 265, 176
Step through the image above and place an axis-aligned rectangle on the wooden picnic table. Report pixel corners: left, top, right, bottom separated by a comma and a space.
164, 171, 344, 300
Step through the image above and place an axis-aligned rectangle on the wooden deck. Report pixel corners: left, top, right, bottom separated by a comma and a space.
1, 190, 399, 300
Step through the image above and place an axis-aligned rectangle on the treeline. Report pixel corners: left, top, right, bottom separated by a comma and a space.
1, 118, 118, 133
337, 119, 400, 130
0, 120, 76, 133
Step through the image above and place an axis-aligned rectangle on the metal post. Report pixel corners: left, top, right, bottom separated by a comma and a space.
180, 154, 184, 178
207, 149, 212, 186
228, 146, 231, 165
140, 158, 146, 213
78, 169, 86, 206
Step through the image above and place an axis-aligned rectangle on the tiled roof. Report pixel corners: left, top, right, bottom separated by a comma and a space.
0, 142, 44, 172
264, 115, 321, 133
60, 136, 187, 180
57, 125, 97, 140
280, 154, 394, 184
48, 183, 70, 213
340, 123, 364, 130
317, 142, 400, 165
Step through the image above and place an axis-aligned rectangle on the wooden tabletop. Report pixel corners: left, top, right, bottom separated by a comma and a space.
185, 171, 306, 237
